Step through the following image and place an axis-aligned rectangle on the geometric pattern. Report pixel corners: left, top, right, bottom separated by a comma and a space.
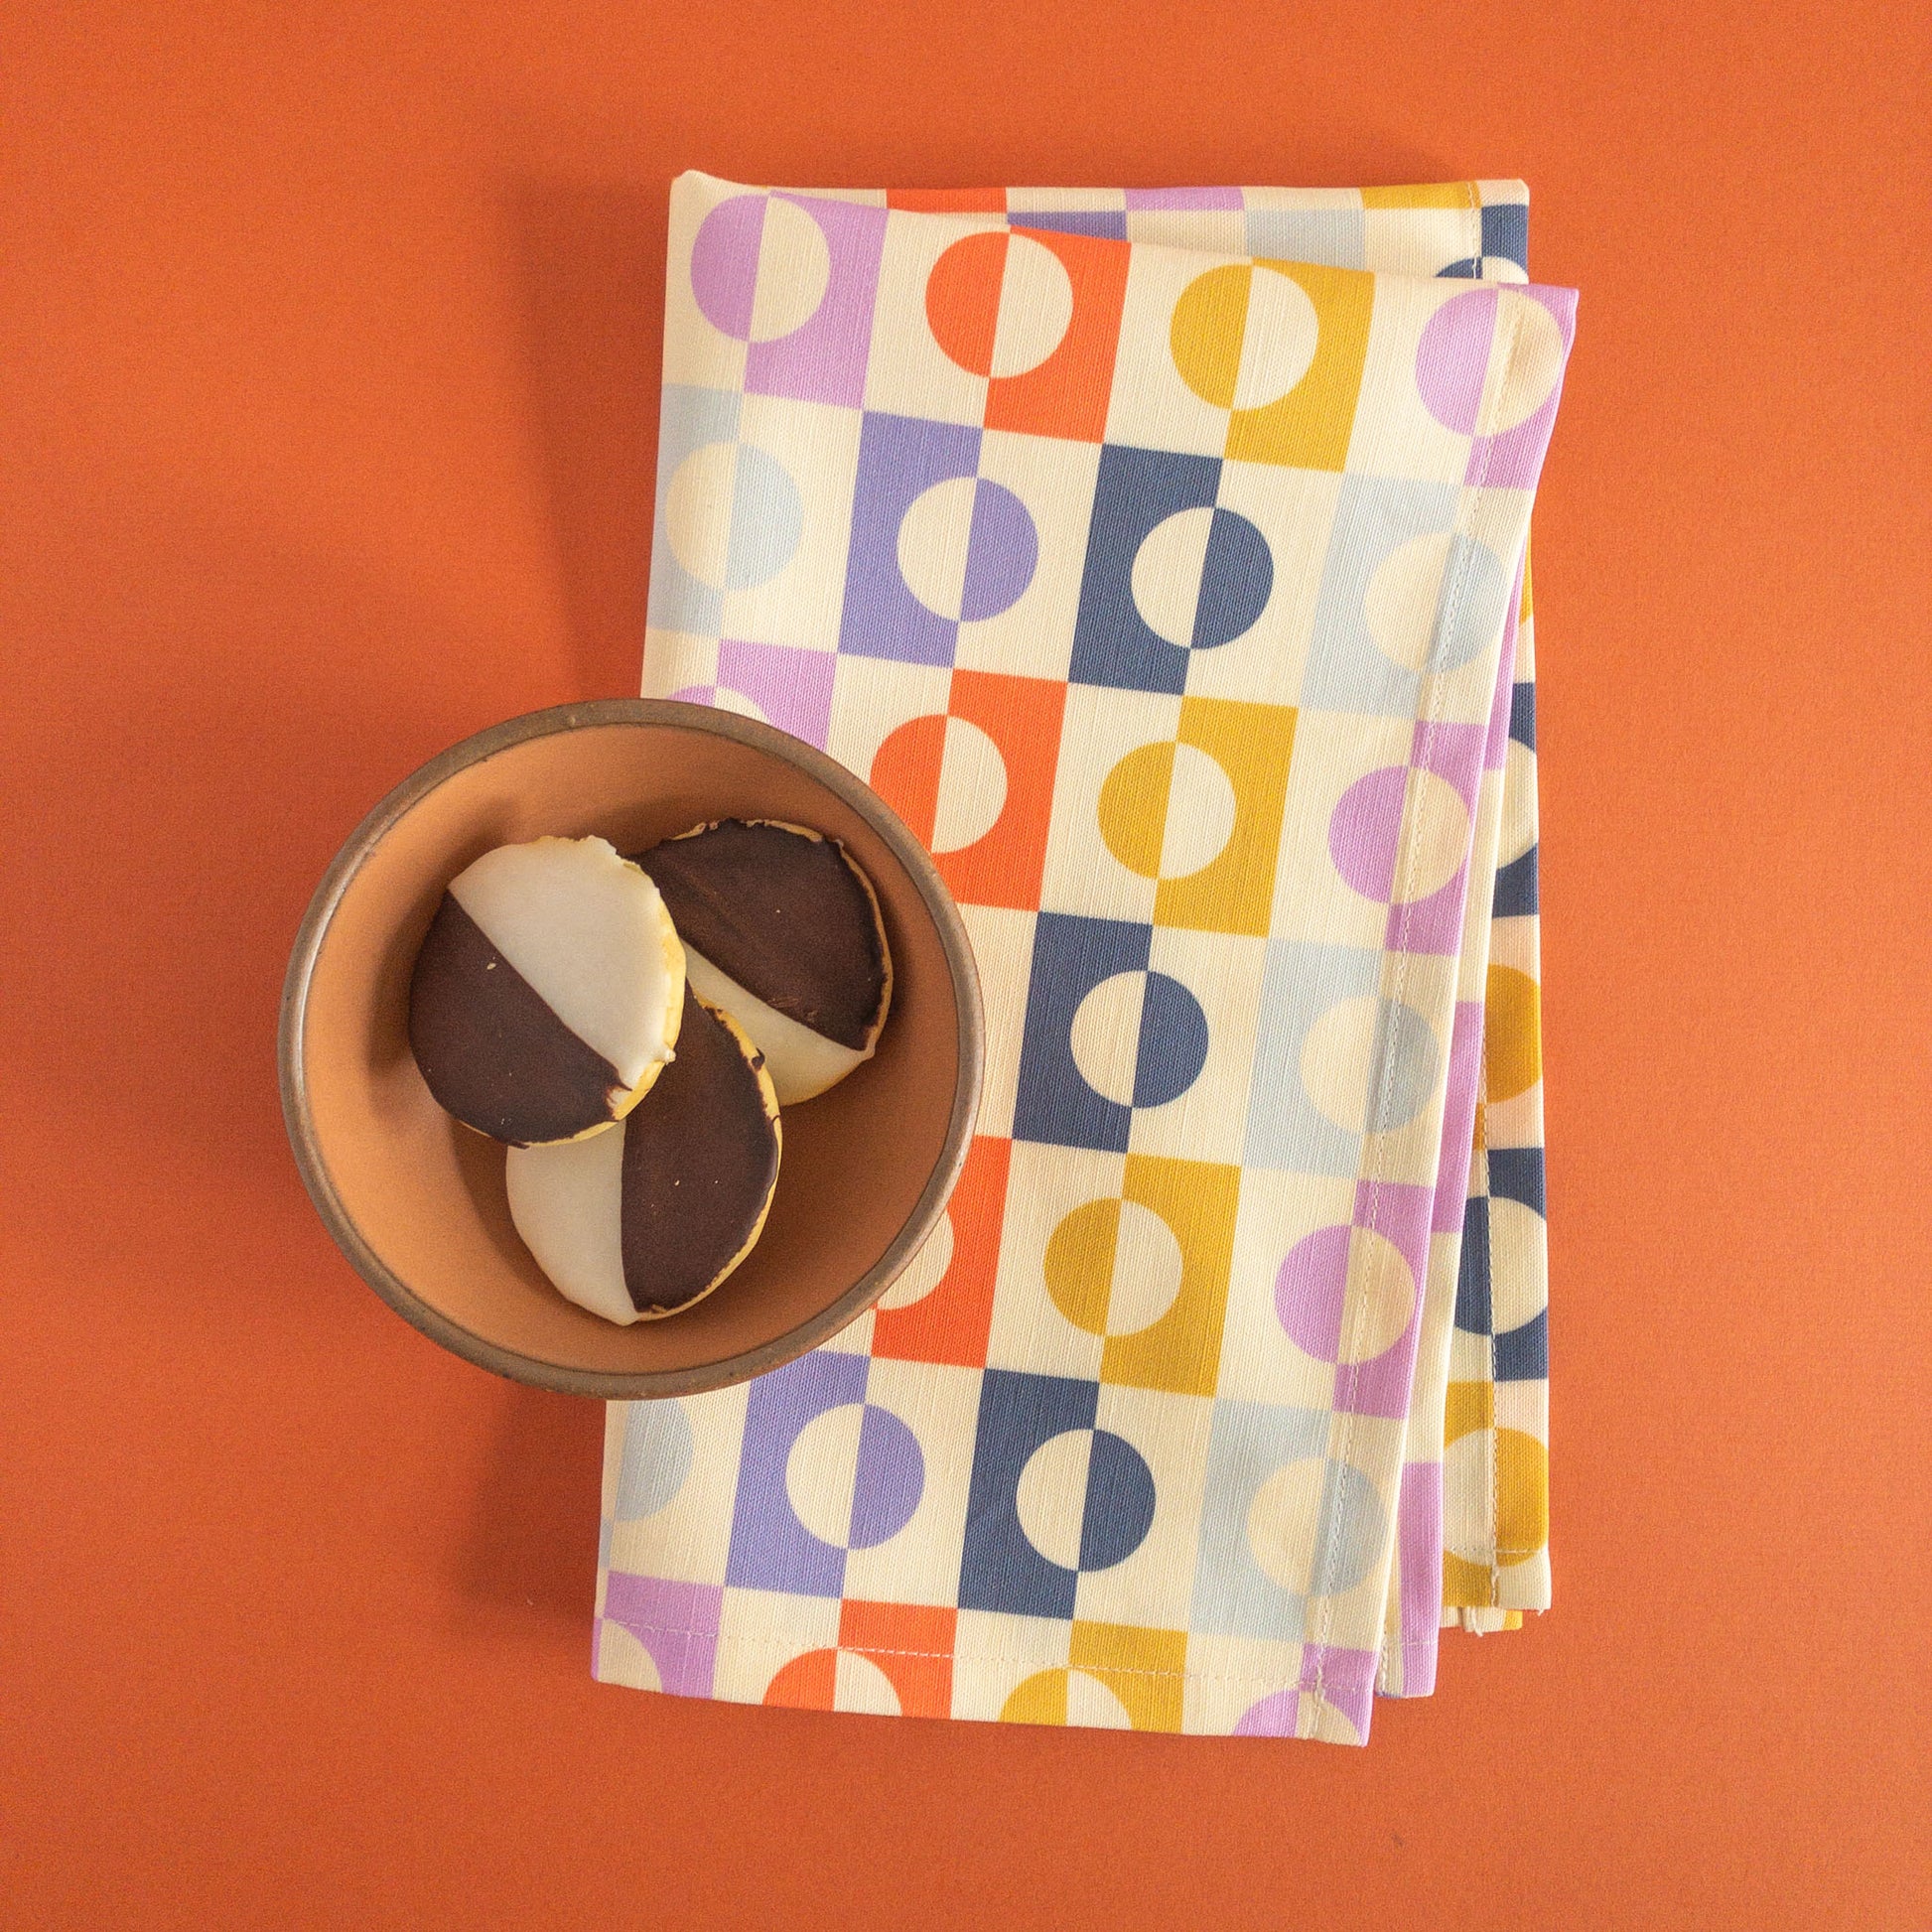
607, 173, 1571, 1741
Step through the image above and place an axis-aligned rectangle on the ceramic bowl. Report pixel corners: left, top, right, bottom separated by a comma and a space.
279, 699, 982, 1397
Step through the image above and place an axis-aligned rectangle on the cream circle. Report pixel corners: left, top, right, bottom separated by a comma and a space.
1244, 1457, 1327, 1594
663, 441, 741, 588
1335, 1226, 1418, 1365
596, 1618, 662, 1692
1363, 531, 1455, 672
1443, 1431, 1494, 1566
1499, 739, 1538, 865
876, 1209, 954, 1311
1487, 1196, 1549, 1332
830, 1651, 901, 1717
710, 685, 768, 723
989, 232, 1076, 377
1299, 995, 1384, 1133
1098, 1197, 1187, 1335
1475, 293, 1566, 434
931, 715, 1008, 854
896, 474, 981, 621
1391, 767, 1472, 903
1015, 1430, 1094, 1570
1067, 971, 1148, 1108
1130, 505, 1215, 648
1158, 742, 1240, 879
1230, 264, 1321, 410
784, 1404, 870, 1548
663, 440, 800, 593
1063, 1670, 1134, 1729
747, 195, 832, 344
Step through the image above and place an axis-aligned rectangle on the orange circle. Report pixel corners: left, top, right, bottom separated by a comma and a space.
924, 231, 1012, 376
868, 713, 948, 848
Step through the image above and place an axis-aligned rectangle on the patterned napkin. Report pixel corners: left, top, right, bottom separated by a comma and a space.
598, 173, 1568, 1740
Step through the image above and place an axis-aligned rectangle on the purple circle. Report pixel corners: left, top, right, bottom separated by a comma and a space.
690, 195, 770, 341
1233, 1689, 1302, 1737
958, 479, 1038, 621
1327, 765, 1410, 902
846, 1403, 924, 1550
1275, 1225, 1354, 1362
1415, 287, 1499, 434
668, 683, 717, 705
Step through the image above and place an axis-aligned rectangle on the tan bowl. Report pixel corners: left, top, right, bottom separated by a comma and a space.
280, 699, 983, 1398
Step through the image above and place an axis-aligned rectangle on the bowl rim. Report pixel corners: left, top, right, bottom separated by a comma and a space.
279, 697, 985, 1400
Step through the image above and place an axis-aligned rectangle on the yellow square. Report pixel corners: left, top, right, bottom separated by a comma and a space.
1153, 696, 1296, 935
1096, 1155, 1240, 1395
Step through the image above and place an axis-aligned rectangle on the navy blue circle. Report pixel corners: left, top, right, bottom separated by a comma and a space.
1190, 506, 1273, 650
1077, 1430, 1158, 1572
1132, 971, 1209, 1109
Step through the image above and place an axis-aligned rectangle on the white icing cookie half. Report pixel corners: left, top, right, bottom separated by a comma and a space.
409, 835, 684, 1145
506, 987, 781, 1321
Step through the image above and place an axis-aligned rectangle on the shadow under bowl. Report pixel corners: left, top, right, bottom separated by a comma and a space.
280, 699, 983, 1399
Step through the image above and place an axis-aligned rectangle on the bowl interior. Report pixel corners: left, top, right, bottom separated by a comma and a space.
297, 714, 967, 1391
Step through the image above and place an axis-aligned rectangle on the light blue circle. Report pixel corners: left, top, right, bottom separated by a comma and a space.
1426, 533, 1509, 673
723, 442, 804, 590
1310, 1459, 1385, 1597
1364, 997, 1441, 1134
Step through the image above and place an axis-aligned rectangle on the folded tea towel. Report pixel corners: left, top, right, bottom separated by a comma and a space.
598, 173, 1568, 1740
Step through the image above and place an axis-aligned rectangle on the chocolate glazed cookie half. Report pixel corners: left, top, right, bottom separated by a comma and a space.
505, 984, 782, 1322
631, 819, 892, 1104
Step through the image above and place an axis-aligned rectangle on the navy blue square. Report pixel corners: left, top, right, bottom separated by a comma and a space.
1494, 1309, 1548, 1381
958, 1370, 1098, 1618
1070, 445, 1220, 694
1509, 680, 1536, 751
1013, 912, 1150, 1152
1492, 846, 1539, 917
1487, 1147, 1546, 1218
1454, 1195, 1492, 1336
1482, 202, 1530, 274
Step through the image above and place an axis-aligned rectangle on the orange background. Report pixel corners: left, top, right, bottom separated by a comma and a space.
4, 2, 1928, 1927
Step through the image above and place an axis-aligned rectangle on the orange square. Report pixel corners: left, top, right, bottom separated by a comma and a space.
839, 1600, 956, 1719
872, 1136, 1010, 1368
940, 670, 1063, 910
985, 228, 1129, 444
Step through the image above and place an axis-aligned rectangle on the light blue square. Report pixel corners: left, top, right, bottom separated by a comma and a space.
1244, 939, 1380, 1175
1189, 1399, 1329, 1641
1245, 208, 1365, 271
646, 383, 741, 638
1302, 475, 1460, 718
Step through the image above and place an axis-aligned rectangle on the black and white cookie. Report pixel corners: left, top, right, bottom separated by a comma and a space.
630, 820, 892, 1105
505, 985, 782, 1322
409, 836, 684, 1146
